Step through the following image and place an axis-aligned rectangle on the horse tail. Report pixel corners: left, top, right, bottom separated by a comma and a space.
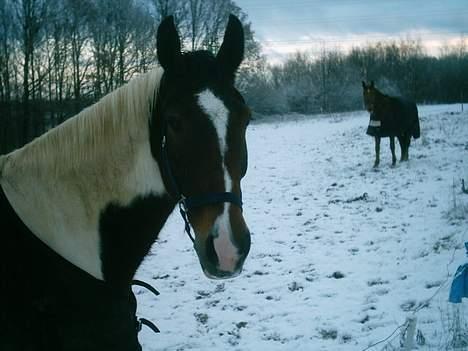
411, 104, 420, 139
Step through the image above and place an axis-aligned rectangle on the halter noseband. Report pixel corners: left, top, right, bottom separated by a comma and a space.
160, 124, 243, 243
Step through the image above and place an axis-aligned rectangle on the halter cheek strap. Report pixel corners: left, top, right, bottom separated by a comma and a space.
177, 192, 243, 243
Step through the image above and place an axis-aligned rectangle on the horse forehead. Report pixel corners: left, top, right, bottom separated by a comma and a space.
197, 89, 229, 117
197, 89, 230, 143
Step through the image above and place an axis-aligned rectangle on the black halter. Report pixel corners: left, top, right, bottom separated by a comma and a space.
160, 121, 243, 243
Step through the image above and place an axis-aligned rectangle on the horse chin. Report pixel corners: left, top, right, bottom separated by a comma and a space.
193, 243, 245, 280
202, 267, 242, 280
192, 224, 249, 280
194, 249, 244, 280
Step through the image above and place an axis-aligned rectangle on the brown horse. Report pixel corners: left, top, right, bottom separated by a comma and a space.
362, 81, 420, 167
1, 15, 250, 350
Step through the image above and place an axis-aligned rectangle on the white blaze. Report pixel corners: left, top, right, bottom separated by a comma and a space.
197, 89, 239, 272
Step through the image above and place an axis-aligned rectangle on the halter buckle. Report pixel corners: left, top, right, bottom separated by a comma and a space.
178, 196, 195, 243
178, 194, 187, 210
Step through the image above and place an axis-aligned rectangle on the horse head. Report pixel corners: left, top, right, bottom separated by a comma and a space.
151, 15, 251, 279
362, 80, 376, 113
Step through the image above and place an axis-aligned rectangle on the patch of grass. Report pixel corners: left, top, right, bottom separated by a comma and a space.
288, 281, 304, 292
433, 234, 456, 254
425, 280, 443, 289
400, 300, 416, 312
319, 328, 338, 340
194, 312, 209, 325
329, 271, 346, 279
341, 333, 353, 343
442, 304, 468, 350
367, 278, 389, 286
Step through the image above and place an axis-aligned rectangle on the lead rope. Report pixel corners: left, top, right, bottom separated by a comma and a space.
132, 280, 161, 334
137, 318, 160, 334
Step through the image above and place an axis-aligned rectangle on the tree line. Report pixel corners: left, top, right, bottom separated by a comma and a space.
1, 0, 467, 153
0, 0, 260, 153
242, 38, 468, 116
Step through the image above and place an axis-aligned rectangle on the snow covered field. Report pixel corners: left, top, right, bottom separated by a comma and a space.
136, 104, 468, 351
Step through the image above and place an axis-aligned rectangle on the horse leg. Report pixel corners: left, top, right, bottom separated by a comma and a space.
404, 134, 411, 161
390, 136, 396, 166
397, 135, 404, 161
374, 136, 380, 168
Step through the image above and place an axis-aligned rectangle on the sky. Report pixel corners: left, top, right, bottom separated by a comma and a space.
235, 0, 468, 63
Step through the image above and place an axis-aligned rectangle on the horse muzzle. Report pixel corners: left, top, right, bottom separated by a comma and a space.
191, 206, 251, 279
195, 232, 250, 279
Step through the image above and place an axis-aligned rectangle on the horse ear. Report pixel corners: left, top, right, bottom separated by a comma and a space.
216, 14, 244, 79
157, 16, 181, 72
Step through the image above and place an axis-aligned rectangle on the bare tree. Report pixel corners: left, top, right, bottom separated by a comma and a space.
15, 0, 49, 102
13, 0, 49, 144
186, 0, 206, 50
65, 0, 92, 100
0, 0, 15, 102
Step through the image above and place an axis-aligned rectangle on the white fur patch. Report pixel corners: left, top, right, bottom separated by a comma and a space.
198, 90, 229, 155
197, 90, 239, 272
369, 120, 381, 127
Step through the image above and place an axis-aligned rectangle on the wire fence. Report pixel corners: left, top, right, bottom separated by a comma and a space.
361, 234, 466, 351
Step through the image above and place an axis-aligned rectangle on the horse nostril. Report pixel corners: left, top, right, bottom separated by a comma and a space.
205, 234, 219, 266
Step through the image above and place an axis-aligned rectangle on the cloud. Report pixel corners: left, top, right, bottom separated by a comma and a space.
237, 0, 468, 62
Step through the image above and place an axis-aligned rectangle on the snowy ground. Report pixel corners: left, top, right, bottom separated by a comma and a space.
135, 104, 468, 351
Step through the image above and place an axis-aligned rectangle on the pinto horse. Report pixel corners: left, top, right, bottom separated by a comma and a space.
362, 81, 420, 167
0, 15, 251, 350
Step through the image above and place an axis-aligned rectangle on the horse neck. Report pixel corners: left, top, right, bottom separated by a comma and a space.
0, 69, 175, 284
374, 89, 389, 111
374, 89, 386, 100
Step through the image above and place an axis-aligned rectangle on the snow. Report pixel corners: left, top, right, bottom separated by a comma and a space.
135, 104, 468, 350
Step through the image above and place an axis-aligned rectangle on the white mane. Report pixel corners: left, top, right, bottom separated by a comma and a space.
0, 67, 166, 279
1, 68, 163, 177
0, 155, 5, 177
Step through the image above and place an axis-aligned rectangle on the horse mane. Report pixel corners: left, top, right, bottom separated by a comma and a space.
1, 68, 163, 177
373, 86, 387, 99
373, 87, 392, 111
0, 155, 6, 178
